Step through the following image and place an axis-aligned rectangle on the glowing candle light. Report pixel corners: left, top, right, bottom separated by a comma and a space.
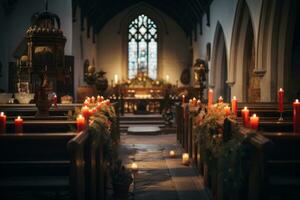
224, 105, 231, 116
241, 107, 250, 127
250, 114, 259, 130
182, 153, 190, 165
208, 89, 214, 109
182, 95, 185, 104
76, 114, 85, 133
114, 74, 119, 84
169, 150, 175, 158
131, 162, 138, 172
166, 74, 170, 82
14, 116, 23, 133
231, 96, 238, 115
81, 105, 90, 119
293, 99, 300, 133
0, 112, 6, 133
197, 100, 201, 106
218, 96, 223, 103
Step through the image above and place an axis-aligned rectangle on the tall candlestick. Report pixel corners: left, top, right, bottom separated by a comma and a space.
293, 99, 300, 133
0, 112, 6, 133
278, 88, 284, 120
241, 107, 250, 127
208, 89, 214, 109
224, 105, 230, 116
218, 96, 223, 103
14, 116, 23, 133
231, 96, 238, 115
76, 114, 85, 133
250, 114, 259, 130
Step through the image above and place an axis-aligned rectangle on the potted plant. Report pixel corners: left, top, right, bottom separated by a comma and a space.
111, 159, 133, 199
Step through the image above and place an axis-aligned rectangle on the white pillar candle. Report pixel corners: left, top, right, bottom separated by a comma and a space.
169, 150, 175, 158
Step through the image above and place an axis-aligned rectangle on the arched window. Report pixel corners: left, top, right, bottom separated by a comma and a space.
128, 14, 157, 79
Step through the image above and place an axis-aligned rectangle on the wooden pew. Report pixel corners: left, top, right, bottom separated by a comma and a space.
0, 132, 88, 200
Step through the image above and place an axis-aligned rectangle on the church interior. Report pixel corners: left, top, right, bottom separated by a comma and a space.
0, 0, 300, 199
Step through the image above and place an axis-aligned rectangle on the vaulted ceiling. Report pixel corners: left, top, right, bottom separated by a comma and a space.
73, 0, 212, 35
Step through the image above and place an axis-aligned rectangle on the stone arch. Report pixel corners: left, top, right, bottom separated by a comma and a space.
229, 0, 256, 101
257, 0, 299, 101
118, 2, 169, 80
211, 22, 230, 101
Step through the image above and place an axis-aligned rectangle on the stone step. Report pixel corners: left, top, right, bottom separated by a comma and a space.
127, 126, 161, 135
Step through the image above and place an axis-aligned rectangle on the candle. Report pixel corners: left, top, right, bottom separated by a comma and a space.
182, 153, 190, 165
114, 74, 118, 84
53, 94, 57, 109
131, 162, 138, 172
224, 105, 231, 116
197, 100, 201, 106
91, 96, 95, 103
76, 114, 85, 133
231, 96, 238, 115
169, 150, 175, 158
293, 99, 300, 133
208, 89, 214, 109
182, 95, 185, 104
14, 116, 23, 133
241, 107, 250, 127
278, 88, 284, 113
218, 96, 223, 103
0, 112, 6, 133
192, 97, 197, 106
81, 105, 90, 120
83, 99, 89, 106
250, 114, 259, 130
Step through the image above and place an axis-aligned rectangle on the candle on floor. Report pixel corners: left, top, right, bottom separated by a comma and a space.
182, 95, 185, 104
241, 107, 250, 127
76, 114, 85, 133
169, 150, 176, 158
231, 96, 238, 115
182, 153, 190, 165
224, 105, 230, 116
218, 96, 223, 103
250, 114, 259, 130
293, 99, 300, 133
208, 89, 214, 109
14, 116, 23, 134
131, 162, 138, 172
0, 112, 6, 133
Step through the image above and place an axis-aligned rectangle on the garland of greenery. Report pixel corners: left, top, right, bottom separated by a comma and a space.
194, 103, 255, 195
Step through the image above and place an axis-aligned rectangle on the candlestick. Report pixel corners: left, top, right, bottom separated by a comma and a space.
76, 114, 85, 133
278, 88, 284, 120
250, 114, 259, 130
218, 96, 223, 103
241, 107, 250, 127
182, 95, 185, 104
169, 150, 175, 158
208, 89, 214, 109
231, 96, 238, 115
14, 116, 23, 134
0, 112, 6, 133
224, 105, 230, 116
293, 99, 300, 133
182, 153, 190, 165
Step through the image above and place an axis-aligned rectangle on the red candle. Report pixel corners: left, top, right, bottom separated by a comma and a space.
241, 107, 250, 127
83, 99, 89, 106
91, 96, 95, 103
0, 112, 6, 133
208, 89, 214, 109
14, 116, 23, 134
250, 114, 259, 130
231, 96, 238, 115
76, 114, 85, 133
224, 105, 230, 116
182, 95, 185, 104
293, 99, 300, 133
81, 105, 90, 119
218, 96, 223, 103
278, 88, 284, 113
97, 95, 104, 103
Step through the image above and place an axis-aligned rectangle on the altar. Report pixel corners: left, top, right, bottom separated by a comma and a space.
114, 72, 178, 114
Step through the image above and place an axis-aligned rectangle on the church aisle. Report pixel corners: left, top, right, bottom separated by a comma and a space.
114, 134, 210, 200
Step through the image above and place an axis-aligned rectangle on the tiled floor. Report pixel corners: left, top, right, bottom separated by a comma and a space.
114, 133, 210, 200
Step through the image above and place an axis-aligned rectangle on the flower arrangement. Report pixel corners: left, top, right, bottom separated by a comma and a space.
194, 102, 255, 194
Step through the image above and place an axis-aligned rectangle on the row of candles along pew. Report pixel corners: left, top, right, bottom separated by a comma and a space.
0, 95, 111, 134
183, 88, 300, 133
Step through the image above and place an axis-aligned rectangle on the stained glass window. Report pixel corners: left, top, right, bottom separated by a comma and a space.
128, 14, 157, 79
